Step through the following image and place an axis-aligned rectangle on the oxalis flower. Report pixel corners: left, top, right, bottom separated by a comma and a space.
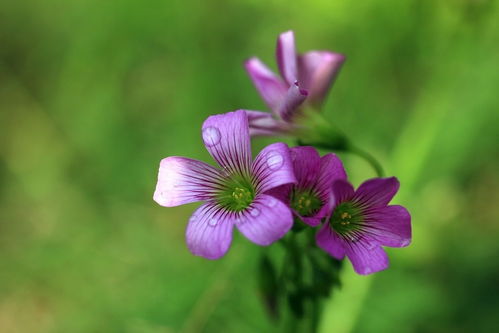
153, 110, 297, 259
245, 30, 345, 136
268, 146, 346, 227
316, 177, 412, 275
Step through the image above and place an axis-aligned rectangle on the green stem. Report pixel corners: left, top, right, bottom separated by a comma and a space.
310, 297, 321, 333
348, 144, 385, 177
296, 113, 385, 177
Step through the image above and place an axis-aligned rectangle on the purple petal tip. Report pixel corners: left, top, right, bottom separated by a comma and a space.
293, 81, 308, 96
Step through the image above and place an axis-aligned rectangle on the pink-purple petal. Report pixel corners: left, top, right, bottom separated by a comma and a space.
315, 153, 347, 199
277, 81, 308, 122
354, 177, 400, 208
300, 215, 322, 227
153, 157, 225, 207
252, 142, 296, 194
244, 57, 288, 112
245, 110, 293, 137
289, 146, 321, 190
245, 110, 274, 122
345, 242, 389, 275
298, 51, 345, 108
332, 179, 355, 207
236, 194, 293, 246
185, 203, 235, 259
265, 184, 292, 204
363, 205, 412, 247
276, 30, 298, 86
316, 224, 346, 259
202, 110, 252, 177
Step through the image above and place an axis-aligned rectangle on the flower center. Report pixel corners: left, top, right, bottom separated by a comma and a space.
329, 202, 363, 235
217, 177, 255, 212
290, 189, 322, 216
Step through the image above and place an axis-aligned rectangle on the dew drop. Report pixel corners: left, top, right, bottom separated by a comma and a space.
250, 207, 260, 217
208, 218, 218, 226
400, 239, 410, 247
189, 212, 199, 223
267, 197, 278, 207
202, 126, 221, 147
364, 267, 372, 275
266, 151, 284, 170
235, 216, 245, 225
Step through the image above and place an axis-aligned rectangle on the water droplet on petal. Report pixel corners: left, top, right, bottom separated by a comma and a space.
202, 127, 221, 147
208, 218, 218, 226
235, 216, 245, 225
400, 239, 410, 247
267, 197, 278, 207
364, 267, 372, 274
266, 151, 284, 170
250, 207, 260, 217
189, 212, 199, 223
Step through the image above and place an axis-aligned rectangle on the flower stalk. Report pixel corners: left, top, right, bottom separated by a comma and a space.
296, 111, 385, 177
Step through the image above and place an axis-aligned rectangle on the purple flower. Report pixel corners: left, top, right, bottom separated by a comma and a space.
268, 146, 346, 227
153, 110, 297, 259
245, 30, 345, 136
316, 177, 412, 275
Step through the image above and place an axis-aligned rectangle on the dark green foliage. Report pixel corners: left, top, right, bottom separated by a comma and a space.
258, 227, 343, 332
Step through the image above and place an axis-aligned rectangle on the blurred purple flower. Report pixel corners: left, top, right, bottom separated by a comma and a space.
245, 30, 345, 136
316, 177, 412, 275
153, 110, 296, 259
267, 146, 346, 227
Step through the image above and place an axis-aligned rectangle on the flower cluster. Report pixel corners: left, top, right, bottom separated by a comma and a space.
153, 31, 411, 275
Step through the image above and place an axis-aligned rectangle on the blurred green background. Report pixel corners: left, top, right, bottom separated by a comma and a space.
1, 0, 498, 332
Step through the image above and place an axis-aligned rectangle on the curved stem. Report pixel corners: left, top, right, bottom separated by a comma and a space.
348, 144, 385, 177
295, 114, 385, 177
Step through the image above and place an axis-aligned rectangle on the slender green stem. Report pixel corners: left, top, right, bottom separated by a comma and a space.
310, 297, 321, 333
348, 144, 385, 177
295, 113, 385, 177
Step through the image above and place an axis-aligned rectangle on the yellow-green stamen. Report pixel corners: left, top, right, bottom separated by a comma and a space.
217, 176, 255, 212
290, 189, 322, 216
330, 202, 363, 235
